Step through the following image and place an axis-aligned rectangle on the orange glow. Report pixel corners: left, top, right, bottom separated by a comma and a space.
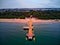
0, 19, 60, 23
27, 18, 34, 37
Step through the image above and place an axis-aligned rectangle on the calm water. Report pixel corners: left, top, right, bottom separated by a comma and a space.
0, 22, 60, 45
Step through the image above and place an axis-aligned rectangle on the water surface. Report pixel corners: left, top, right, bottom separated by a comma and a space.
0, 22, 60, 45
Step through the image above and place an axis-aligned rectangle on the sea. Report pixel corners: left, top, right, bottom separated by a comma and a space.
0, 21, 60, 45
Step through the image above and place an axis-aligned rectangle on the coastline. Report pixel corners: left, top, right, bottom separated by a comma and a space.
0, 19, 60, 23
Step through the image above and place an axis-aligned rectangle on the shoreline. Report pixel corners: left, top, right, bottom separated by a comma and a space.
0, 19, 60, 23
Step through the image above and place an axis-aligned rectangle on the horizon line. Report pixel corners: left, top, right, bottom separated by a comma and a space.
0, 8, 60, 9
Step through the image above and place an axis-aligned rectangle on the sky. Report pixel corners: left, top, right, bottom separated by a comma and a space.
0, 0, 60, 9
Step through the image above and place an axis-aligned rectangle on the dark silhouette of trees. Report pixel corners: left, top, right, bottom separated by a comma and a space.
0, 10, 60, 19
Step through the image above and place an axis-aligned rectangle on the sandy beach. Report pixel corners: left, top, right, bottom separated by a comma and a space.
0, 19, 60, 23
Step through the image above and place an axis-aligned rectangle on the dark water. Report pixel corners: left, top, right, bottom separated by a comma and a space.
0, 22, 60, 45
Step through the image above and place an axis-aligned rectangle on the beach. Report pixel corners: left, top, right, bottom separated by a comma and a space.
0, 19, 60, 23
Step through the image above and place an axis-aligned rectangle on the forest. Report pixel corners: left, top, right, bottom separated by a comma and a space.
0, 10, 60, 19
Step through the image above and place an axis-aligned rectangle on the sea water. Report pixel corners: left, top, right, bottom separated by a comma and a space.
0, 22, 60, 45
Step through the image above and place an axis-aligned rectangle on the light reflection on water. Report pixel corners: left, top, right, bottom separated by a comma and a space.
0, 22, 60, 45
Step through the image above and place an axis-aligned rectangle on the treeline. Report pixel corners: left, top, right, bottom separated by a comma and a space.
0, 10, 60, 19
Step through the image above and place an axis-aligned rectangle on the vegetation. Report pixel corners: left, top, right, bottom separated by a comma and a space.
0, 10, 60, 19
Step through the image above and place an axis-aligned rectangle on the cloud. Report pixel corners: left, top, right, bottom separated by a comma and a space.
0, 0, 60, 9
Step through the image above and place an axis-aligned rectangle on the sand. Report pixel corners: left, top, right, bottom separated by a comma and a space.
0, 19, 60, 23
